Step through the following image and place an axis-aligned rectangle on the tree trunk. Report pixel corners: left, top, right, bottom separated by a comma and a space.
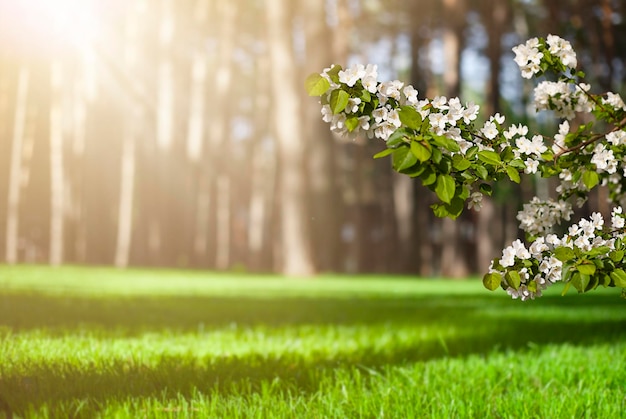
5, 64, 29, 264
156, 0, 174, 152
476, 0, 509, 272
49, 60, 64, 266
112, 7, 143, 268
408, 9, 434, 276
266, 0, 315, 276
302, 0, 342, 272
114, 115, 136, 267
439, 0, 469, 277
247, 51, 274, 272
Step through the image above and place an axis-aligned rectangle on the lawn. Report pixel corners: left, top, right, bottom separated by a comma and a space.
0, 265, 625, 418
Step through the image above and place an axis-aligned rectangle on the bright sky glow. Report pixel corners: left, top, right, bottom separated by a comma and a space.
1, 0, 102, 53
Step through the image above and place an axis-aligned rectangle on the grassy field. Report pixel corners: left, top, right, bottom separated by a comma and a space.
0, 265, 625, 418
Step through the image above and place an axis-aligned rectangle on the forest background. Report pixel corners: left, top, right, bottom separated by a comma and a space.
0, 0, 624, 277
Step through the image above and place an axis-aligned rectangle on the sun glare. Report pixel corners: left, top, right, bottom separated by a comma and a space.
1, 0, 102, 53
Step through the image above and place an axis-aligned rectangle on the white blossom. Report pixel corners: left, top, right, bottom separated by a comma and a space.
546, 34, 577, 69
481, 120, 498, 140
603, 92, 626, 111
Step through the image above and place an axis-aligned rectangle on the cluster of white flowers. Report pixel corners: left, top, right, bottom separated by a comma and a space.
512, 37, 543, 79
516, 197, 573, 236
533, 81, 594, 119
606, 130, 626, 146
491, 236, 562, 301
546, 34, 577, 69
551, 120, 570, 154
555, 168, 584, 197
493, 209, 626, 301
319, 64, 481, 147
603, 92, 626, 112
612, 206, 625, 229
512, 35, 577, 79
503, 123, 547, 174
337, 63, 378, 91
591, 143, 618, 174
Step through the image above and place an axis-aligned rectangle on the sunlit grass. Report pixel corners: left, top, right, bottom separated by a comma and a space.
0, 265, 625, 418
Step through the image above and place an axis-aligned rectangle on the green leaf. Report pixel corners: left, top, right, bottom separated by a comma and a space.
586, 246, 611, 257
561, 282, 571, 296
398, 106, 422, 130
304, 73, 331, 96
431, 147, 443, 164
610, 269, 626, 287
585, 274, 599, 292
431, 204, 449, 218
477, 150, 502, 166
500, 146, 515, 162
609, 250, 624, 263
445, 197, 465, 219
576, 262, 596, 275
554, 246, 576, 262
431, 198, 463, 219
457, 185, 470, 200
410, 140, 432, 162
373, 148, 394, 159
571, 272, 590, 293
452, 155, 471, 171
582, 171, 599, 190
475, 165, 489, 180
420, 166, 437, 186
360, 89, 371, 103
435, 156, 452, 174
432, 135, 460, 153
386, 128, 410, 147
329, 89, 350, 114
509, 159, 526, 169
479, 183, 492, 195
505, 271, 521, 289
483, 273, 501, 291
404, 164, 426, 178
465, 146, 479, 160
392, 146, 418, 172
325, 64, 342, 83
345, 116, 359, 132
434, 174, 456, 204
505, 166, 520, 184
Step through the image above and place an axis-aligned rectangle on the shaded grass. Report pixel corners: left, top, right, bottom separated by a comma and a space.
0, 265, 625, 418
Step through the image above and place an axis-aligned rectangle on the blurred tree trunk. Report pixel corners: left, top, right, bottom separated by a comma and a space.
0, 60, 12, 260
475, 0, 510, 273
333, 0, 362, 272
49, 60, 65, 266
185, 0, 210, 268
114, 115, 137, 267
5, 64, 29, 264
66, 54, 90, 264
302, 0, 342, 272
266, 0, 315, 276
114, 6, 144, 268
247, 50, 275, 272
392, 171, 415, 273
409, 11, 435, 276
207, 1, 236, 270
150, 0, 176, 266
439, 0, 469, 277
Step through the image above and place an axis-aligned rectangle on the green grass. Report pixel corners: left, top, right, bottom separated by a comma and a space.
0, 265, 625, 418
